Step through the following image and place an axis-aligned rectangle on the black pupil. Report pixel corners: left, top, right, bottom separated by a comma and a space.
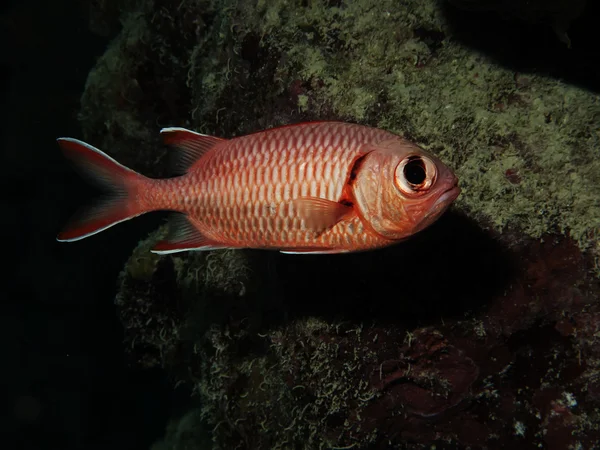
403, 157, 427, 185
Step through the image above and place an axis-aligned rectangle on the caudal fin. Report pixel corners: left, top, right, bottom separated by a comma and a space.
56, 138, 150, 242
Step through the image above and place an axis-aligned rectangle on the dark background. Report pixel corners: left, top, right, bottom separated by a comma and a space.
2, 1, 599, 449
2, 1, 172, 449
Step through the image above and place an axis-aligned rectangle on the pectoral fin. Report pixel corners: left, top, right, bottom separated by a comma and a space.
290, 197, 353, 233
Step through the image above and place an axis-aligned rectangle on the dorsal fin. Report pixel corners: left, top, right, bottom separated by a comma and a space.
160, 127, 225, 174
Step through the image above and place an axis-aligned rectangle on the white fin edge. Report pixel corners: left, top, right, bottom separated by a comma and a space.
151, 245, 231, 255
56, 137, 138, 174
56, 213, 144, 242
159, 127, 215, 137
280, 249, 350, 255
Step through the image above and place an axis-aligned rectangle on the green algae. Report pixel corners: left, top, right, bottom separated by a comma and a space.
116, 226, 250, 369
226, 0, 600, 247
191, 318, 380, 449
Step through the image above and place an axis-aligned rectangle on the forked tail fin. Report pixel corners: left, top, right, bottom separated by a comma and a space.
56, 138, 151, 242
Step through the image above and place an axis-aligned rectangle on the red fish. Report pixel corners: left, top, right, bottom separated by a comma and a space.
57, 121, 460, 254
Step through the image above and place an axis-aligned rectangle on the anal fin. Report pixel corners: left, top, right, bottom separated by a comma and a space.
151, 214, 229, 254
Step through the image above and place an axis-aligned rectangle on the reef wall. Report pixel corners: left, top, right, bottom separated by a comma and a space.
79, 0, 600, 448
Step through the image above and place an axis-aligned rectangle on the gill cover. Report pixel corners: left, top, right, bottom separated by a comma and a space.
352, 139, 454, 240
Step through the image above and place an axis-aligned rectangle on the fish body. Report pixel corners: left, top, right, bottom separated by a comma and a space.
57, 121, 460, 254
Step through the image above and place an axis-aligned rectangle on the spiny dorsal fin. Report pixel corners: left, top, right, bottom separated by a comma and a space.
160, 127, 225, 174
151, 213, 229, 254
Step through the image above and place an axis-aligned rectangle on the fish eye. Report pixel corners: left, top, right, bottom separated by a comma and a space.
404, 157, 426, 185
395, 155, 436, 195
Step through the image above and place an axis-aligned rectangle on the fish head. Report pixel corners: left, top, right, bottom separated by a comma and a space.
353, 138, 460, 240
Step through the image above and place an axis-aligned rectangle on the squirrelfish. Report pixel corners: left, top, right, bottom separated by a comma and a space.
57, 121, 460, 254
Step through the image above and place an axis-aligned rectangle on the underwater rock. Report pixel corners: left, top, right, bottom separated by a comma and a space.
79, 0, 600, 250
73, 0, 600, 448
142, 229, 600, 449
116, 227, 250, 372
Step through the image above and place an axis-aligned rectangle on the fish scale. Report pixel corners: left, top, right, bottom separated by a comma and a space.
56, 121, 460, 255
148, 122, 395, 249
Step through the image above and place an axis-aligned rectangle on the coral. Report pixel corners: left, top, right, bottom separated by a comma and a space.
71, 0, 600, 448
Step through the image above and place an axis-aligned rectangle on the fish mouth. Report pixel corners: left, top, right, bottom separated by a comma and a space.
413, 183, 461, 233
423, 183, 461, 219
435, 184, 461, 208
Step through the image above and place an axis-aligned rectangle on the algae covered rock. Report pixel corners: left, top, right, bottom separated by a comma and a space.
116, 226, 250, 372
82, 0, 600, 249
73, 0, 600, 448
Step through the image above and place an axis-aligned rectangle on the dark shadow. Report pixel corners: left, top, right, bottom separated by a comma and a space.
247, 209, 515, 328
1, 1, 178, 449
439, 1, 600, 93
